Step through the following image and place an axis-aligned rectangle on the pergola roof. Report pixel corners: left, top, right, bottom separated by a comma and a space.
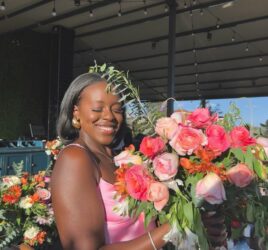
1, 0, 268, 101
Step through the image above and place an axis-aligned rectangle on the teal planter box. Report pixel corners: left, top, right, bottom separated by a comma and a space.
0, 146, 50, 176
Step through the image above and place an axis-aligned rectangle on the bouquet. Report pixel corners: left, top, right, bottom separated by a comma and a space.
45, 137, 64, 161
113, 106, 268, 249
0, 161, 57, 249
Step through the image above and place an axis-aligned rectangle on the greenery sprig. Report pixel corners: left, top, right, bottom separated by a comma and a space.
89, 62, 163, 135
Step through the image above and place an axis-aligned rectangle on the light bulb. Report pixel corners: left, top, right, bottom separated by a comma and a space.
144, 8, 148, 15
0, 1, 6, 11
51, 7, 56, 16
89, 9, 93, 17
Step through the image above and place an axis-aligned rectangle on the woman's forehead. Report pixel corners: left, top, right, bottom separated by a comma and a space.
80, 81, 121, 103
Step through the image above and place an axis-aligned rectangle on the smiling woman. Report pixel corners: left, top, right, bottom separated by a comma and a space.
51, 71, 172, 250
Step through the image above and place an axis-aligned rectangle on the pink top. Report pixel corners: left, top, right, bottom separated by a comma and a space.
63, 144, 155, 244
98, 178, 156, 244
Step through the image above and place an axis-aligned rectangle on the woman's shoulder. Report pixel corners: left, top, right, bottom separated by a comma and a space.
52, 143, 100, 182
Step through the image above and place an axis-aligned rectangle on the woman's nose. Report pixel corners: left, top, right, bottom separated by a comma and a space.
102, 108, 115, 120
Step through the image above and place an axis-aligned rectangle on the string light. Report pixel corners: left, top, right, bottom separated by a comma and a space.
0, 1, 5, 11
51, 0, 56, 17
189, 10, 193, 16
245, 43, 249, 52
164, 4, 168, 12
118, 0, 122, 17
216, 19, 220, 29
74, 0, 80, 7
200, 9, 204, 15
184, 1, 187, 8
207, 31, 212, 41
231, 32, 236, 42
89, 8, 93, 17
143, 0, 147, 15
259, 57, 263, 62
193, 0, 197, 5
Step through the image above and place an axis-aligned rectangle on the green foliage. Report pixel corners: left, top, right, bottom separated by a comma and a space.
89, 62, 162, 136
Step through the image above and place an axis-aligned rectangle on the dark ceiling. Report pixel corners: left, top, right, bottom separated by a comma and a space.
1, 0, 268, 101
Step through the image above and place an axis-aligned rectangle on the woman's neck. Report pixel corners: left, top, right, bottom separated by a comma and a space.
76, 132, 112, 158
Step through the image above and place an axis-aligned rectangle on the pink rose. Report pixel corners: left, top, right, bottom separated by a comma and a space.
125, 165, 152, 201
256, 137, 268, 157
230, 126, 256, 148
187, 108, 218, 129
155, 117, 178, 140
169, 126, 207, 156
206, 125, 230, 155
36, 188, 51, 201
114, 150, 142, 167
153, 153, 179, 181
227, 163, 254, 187
139, 136, 165, 159
196, 173, 226, 204
147, 182, 169, 211
170, 110, 190, 125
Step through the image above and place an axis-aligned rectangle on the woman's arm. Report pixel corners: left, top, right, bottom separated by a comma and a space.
51, 147, 170, 250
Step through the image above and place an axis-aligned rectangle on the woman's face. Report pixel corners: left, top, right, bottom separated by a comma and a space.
73, 81, 124, 146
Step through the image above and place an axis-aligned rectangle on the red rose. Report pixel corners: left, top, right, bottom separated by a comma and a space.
206, 124, 230, 155
139, 136, 165, 159
124, 165, 152, 201
187, 108, 218, 129
230, 126, 256, 148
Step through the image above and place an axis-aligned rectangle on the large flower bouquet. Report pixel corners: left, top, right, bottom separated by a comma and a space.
0, 162, 57, 249
113, 107, 268, 249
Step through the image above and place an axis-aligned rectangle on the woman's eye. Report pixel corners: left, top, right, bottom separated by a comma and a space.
113, 108, 123, 114
92, 108, 102, 112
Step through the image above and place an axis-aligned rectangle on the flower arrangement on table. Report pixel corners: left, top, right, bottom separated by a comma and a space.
112, 106, 268, 249
0, 161, 57, 249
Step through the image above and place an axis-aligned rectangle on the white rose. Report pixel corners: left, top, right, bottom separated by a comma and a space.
2, 176, 21, 187
19, 196, 33, 209
24, 226, 40, 239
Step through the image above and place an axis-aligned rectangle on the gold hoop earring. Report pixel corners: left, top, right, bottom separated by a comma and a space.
72, 117, 81, 129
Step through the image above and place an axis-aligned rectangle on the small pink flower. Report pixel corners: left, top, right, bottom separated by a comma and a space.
206, 124, 230, 155
147, 182, 169, 211
226, 163, 254, 188
170, 110, 190, 125
169, 126, 207, 156
36, 188, 51, 201
155, 117, 178, 140
187, 108, 218, 129
230, 126, 256, 148
139, 136, 165, 159
196, 173, 226, 204
256, 137, 268, 157
124, 165, 152, 201
153, 153, 179, 181
114, 150, 142, 167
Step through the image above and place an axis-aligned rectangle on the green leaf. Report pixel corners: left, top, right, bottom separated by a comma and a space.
253, 159, 267, 180
231, 148, 245, 162
246, 202, 254, 223
183, 202, 194, 225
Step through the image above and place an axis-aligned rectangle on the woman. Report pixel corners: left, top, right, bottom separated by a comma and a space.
51, 72, 171, 250
51, 72, 226, 250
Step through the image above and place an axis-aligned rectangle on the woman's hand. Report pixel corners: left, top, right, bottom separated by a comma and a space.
201, 210, 227, 250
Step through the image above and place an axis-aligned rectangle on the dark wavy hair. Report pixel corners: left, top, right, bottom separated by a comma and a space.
56, 72, 126, 146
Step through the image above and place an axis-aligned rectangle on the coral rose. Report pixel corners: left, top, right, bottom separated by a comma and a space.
230, 126, 256, 148
196, 173, 226, 204
114, 150, 142, 167
169, 126, 207, 156
139, 136, 165, 159
153, 153, 179, 181
226, 163, 254, 187
188, 108, 218, 128
124, 165, 152, 201
155, 117, 178, 140
206, 124, 230, 155
147, 182, 169, 211
256, 137, 268, 157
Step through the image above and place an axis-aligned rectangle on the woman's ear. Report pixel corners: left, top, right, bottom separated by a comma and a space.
73, 105, 79, 119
